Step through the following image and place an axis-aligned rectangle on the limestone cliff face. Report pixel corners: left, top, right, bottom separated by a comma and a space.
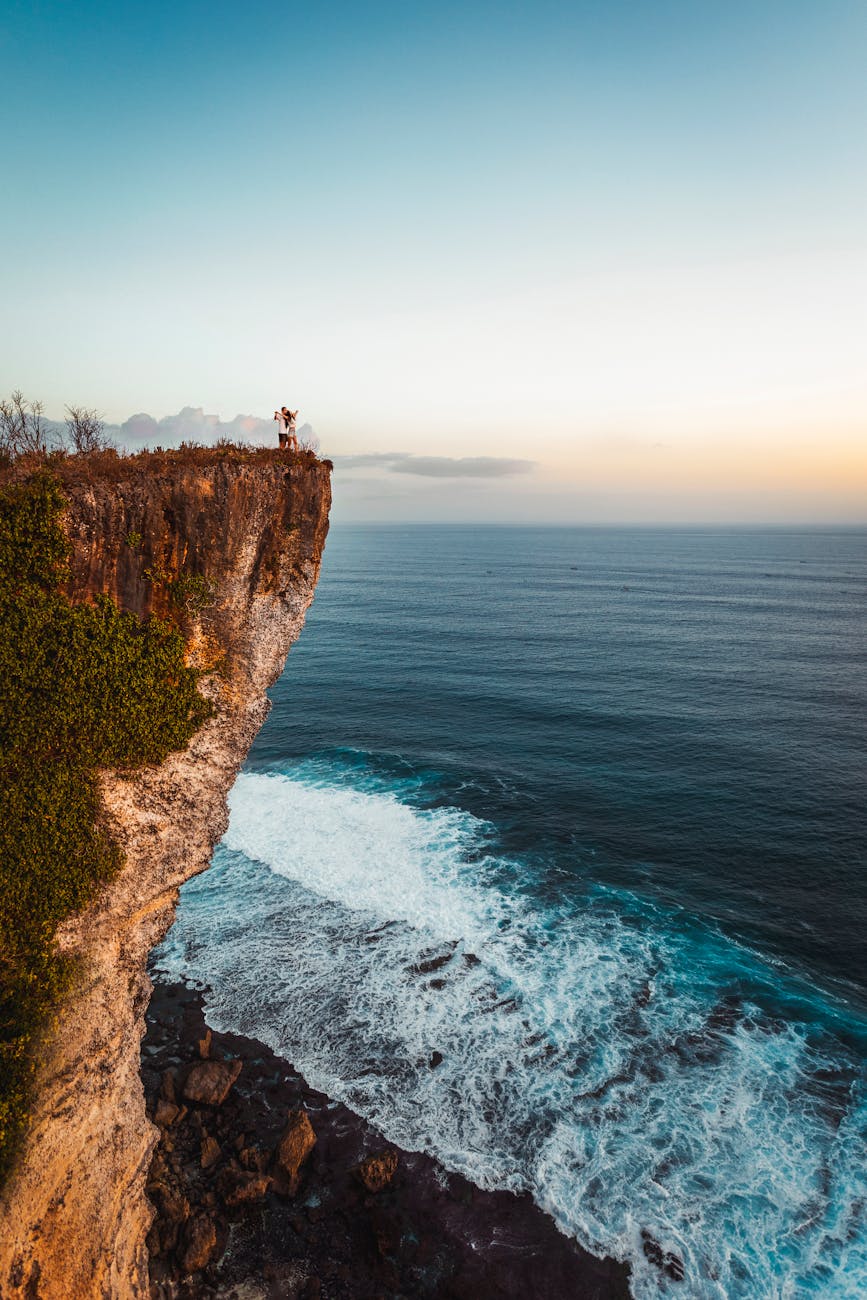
0, 450, 331, 1298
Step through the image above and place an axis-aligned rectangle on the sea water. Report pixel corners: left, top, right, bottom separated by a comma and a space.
154, 525, 867, 1297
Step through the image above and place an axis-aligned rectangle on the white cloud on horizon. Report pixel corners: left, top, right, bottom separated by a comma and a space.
333, 452, 535, 478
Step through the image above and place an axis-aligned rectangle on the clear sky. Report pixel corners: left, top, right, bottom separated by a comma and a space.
2, 1, 866, 521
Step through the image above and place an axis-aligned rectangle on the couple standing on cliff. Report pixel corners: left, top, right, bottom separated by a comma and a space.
275, 406, 298, 451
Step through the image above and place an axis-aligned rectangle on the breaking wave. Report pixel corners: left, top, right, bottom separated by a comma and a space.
154, 760, 867, 1298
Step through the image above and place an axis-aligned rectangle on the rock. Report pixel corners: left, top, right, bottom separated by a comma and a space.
182, 1058, 242, 1106
179, 1213, 217, 1274
274, 1110, 316, 1194
354, 1149, 399, 1193
197, 1028, 212, 1060
239, 1145, 268, 1172
429, 1050, 443, 1069
200, 1134, 221, 1170
642, 1230, 685, 1282
159, 1069, 176, 1102
153, 1099, 180, 1129
151, 1182, 190, 1229
221, 1169, 272, 1208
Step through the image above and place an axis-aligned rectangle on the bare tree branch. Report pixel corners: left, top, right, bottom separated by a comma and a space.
65, 405, 114, 455
0, 390, 51, 458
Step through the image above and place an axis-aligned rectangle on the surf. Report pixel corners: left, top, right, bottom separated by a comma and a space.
154, 760, 867, 1298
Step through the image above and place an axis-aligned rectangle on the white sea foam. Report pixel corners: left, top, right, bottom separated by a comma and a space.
155, 767, 867, 1299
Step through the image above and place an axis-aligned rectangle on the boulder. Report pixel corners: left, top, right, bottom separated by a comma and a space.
153, 1098, 181, 1129
239, 1144, 269, 1172
274, 1110, 316, 1194
221, 1168, 272, 1208
182, 1058, 242, 1106
200, 1134, 221, 1170
354, 1149, 399, 1193
151, 1181, 190, 1229
179, 1213, 217, 1274
197, 1028, 212, 1059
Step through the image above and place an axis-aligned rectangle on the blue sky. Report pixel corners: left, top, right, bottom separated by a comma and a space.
2, 1, 866, 520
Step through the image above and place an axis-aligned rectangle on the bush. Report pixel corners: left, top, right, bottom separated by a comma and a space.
0, 472, 211, 1181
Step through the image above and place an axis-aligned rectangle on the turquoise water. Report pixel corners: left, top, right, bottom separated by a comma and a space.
155, 525, 867, 1297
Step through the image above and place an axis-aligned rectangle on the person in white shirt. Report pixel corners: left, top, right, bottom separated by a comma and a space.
274, 408, 290, 448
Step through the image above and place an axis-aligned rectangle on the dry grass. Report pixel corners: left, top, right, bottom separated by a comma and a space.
0, 443, 332, 488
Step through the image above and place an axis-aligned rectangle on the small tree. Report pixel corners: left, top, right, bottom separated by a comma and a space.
0, 391, 50, 458
65, 405, 113, 455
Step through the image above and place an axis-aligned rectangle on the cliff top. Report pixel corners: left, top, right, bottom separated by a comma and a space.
1, 442, 331, 489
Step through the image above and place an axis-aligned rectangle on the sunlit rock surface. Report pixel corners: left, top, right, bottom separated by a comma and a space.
0, 450, 330, 1298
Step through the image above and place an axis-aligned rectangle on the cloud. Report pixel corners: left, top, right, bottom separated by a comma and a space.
333, 452, 534, 478
332, 452, 414, 470
392, 455, 534, 478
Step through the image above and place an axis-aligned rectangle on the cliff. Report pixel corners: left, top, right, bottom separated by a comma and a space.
0, 449, 331, 1297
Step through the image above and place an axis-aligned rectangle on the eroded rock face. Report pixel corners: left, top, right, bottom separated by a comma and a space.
0, 450, 331, 1299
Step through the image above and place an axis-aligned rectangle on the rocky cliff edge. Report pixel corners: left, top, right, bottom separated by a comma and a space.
0, 448, 331, 1297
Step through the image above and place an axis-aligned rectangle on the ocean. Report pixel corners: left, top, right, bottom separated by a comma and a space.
153, 524, 867, 1298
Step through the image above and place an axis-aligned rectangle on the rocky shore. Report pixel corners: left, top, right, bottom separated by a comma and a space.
143, 979, 631, 1300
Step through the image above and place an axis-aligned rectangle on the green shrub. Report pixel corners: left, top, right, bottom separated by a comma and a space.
0, 471, 211, 1182
169, 572, 216, 614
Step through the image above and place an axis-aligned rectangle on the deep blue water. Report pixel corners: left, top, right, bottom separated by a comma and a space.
156, 525, 867, 1298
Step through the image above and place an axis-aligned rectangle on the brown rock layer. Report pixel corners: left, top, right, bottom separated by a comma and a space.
0, 450, 331, 1298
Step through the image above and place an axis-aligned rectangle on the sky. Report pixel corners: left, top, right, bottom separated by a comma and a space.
1, 0, 866, 522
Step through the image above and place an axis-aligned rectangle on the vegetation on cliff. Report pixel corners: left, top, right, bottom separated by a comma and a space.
0, 471, 211, 1181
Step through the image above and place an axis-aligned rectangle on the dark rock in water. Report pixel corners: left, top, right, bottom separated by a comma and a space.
183, 1058, 242, 1106
275, 1110, 316, 1194
412, 943, 458, 975
429, 1050, 444, 1069
354, 1149, 399, 1193
641, 1230, 685, 1282
179, 1212, 217, 1274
